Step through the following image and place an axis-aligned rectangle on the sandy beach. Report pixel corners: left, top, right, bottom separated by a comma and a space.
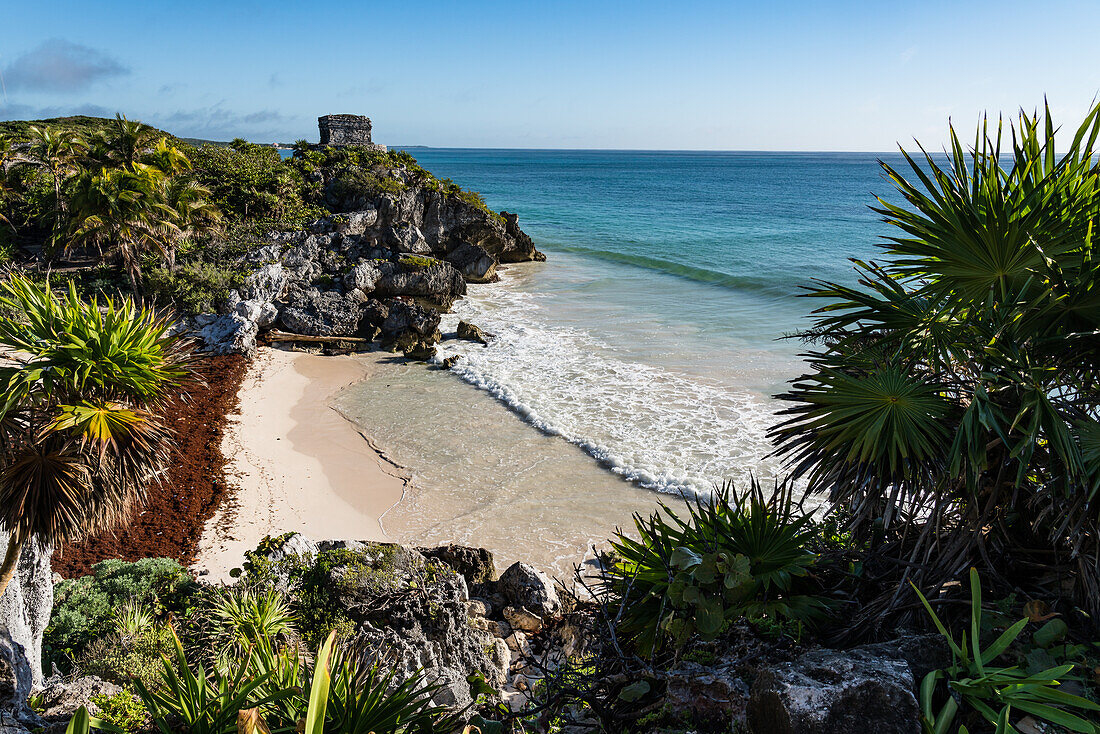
194, 347, 407, 581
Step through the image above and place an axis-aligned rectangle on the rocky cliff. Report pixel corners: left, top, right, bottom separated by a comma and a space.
190, 147, 543, 358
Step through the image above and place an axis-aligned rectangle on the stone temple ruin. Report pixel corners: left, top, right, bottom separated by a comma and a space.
317, 114, 387, 151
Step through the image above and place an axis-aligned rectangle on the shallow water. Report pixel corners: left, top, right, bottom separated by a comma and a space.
335, 150, 895, 573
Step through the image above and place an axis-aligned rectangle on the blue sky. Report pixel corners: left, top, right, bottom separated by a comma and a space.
2, 0, 1099, 150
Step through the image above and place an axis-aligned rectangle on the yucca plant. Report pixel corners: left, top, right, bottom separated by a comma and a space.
0, 276, 191, 598
211, 587, 297, 649
113, 599, 156, 638
133, 627, 292, 734
770, 102, 1100, 624
915, 569, 1100, 734
603, 479, 826, 657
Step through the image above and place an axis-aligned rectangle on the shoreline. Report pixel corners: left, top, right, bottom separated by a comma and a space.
193, 347, 407, 582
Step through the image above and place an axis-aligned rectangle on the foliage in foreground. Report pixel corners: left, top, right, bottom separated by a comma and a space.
127, 604, 454, 734
603, 479, 826, 657
0, 276, 190, 599
47, 557, 196, 669
916, 569, 1100, 734
770, 102, 1100, 629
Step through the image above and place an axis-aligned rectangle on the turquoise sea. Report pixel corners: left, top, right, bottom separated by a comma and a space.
334, 150, 905, 569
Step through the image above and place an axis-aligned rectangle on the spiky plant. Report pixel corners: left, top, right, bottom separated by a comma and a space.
0, 275, 190, 598
603, 479, 825, 657
770, 102, 1100, 627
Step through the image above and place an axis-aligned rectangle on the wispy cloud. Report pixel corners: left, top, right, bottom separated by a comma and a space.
152, 104, 294, 140
0, 100, 118, 119
2, 40, 129, 93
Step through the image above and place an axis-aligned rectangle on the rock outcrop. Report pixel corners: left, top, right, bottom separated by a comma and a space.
188, 154, 542, 357
747, 646, 921, 734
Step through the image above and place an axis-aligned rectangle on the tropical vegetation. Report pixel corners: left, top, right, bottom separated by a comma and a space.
0, 276, 190, 598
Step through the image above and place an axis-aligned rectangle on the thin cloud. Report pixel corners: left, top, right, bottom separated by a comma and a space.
2, 39, 129, 93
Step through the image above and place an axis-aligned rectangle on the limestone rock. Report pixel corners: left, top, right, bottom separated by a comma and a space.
418, 545, 496, 587
342, 261, 383, 296
446, 241, 498, 282
198, 313, 258, 356
666, 660, 750, 729
374, 259, 466, 305
503, 606, 544, 634
498, 562, 561, 620
235, 299, 278, 329
35, 677, 122, 720
0, 533, 52, 720
381, 300, 441, 341
441, 355, 461, 370
278, 291, 365, 337
385, 224, 431, 255
238, 263, 286, 303
402, 341, 436, 361
456, 321, 490, 345
747, 647, 920, 734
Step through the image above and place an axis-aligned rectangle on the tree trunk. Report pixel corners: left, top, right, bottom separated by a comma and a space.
0, 530, 26, 599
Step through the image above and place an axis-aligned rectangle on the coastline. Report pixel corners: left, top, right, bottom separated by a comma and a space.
193, 347, 407, 582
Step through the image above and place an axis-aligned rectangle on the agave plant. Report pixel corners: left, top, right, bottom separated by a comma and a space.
770, 102, 1100, 623
603, 479, 826, 657
914, 569, 1100, 734
0, 276, 190, 598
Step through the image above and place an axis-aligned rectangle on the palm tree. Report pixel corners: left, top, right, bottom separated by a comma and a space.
68, 163, 179, 297
769, 102, 1100, 628
0, 276, 190, 598
23, 126, 88, 252
162, 177, 222, 270
91, 114, 160, 168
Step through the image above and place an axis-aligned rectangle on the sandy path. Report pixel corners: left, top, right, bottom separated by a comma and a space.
194, 347, 407, 582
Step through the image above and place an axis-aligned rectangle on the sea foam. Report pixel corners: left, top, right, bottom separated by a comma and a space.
436, 272, 787, 497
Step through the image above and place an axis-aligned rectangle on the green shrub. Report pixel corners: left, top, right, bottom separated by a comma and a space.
77, 626, 177, 689
144, 261, 246, 315
89, 690, 147, 732
46, 558, 197, 671
602, 480, 827, 657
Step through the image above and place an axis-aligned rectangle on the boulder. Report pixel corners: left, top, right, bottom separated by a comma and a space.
279, 291, 365, 337
385, 224, 431, 255
497, 563, 561, 620
418, 545, 496, 587
456, 321, 490, 345
198, 314, 258, 356
381, 301, 441, 340
373, 260, 466, 305
666, 661, 750, 729
446, 242, 498, 283
238, 263, 286, 303
235, 299, 278, 329
854, 633, 950, 684
0, 533, 52, 721
747, 647, 920, 734
35, 676, 122, 720
500, 212, 545, 262
502, 606, 544, 634
342, 261, 383, 296
441, 355, 462, 370
402, 341, 436, 361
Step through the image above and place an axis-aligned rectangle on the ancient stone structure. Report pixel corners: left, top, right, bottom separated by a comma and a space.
317, 114, 386, 150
